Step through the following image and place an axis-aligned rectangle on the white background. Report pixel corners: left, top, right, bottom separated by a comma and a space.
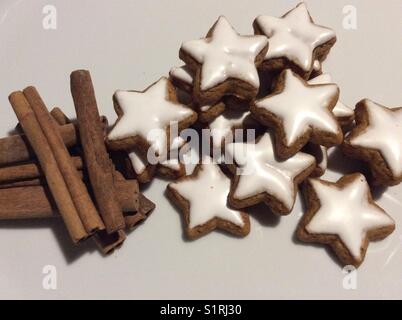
0, 0, 401, 299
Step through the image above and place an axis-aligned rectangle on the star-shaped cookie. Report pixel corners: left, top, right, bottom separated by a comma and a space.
254, 2, 336, 78
251, 69, 342, 159
226, 132, 315, 214
297, 173, 395, 267
308, 73, 354, 127
107, 77, 197, 155
180, 16, 268, 104
167, 158, 250, 239
343, 99, 402, 186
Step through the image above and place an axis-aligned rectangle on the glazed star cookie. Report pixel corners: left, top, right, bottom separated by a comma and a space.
107, 77, 197, 155
167, 158, 250, 239
180, 16, 268, 105
297, 173, 395, 267
343, 99, 402, 186
251, 69, 342, 159
254, 2, 336, 79
302, 143, 328, 177
308, 73, 354, 127
169, 65, 226, 123
226, 132, 315, 214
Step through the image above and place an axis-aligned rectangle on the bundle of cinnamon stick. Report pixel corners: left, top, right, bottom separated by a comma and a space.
0, 70, 155, 255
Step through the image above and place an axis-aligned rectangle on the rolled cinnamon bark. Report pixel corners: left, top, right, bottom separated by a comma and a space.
0, 178, 47, 189
0, 123, 77, 167
0, 179, 139, 220
0, 171, 84, 189
94, 229, 126, 255
0, 157, 83, 185
50, 107, 109, 129
23, 87, 104, 234
8, 91, 88, 243
71, 70, 125, 233
0, 185, 59, 220
50, 107, 70, 125
125, 194, 155, 229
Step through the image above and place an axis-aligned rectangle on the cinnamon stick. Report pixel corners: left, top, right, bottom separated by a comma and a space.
0, 157, 83, 184
94, 230, 126, 255
0, 171, 84, 189
23, 87, 104, 234
0, 179, 139, 220
9, 91, 88, 243
71, 70, 125, 233
0, 178, 47, 189
50, 107, 70, 125
0, 123, 77, 167
125, 194, 155, 229
0, 185, 59, 220
51, 107, 109, 129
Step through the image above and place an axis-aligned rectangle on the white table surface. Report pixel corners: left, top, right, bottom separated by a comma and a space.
0, 0, 401, 299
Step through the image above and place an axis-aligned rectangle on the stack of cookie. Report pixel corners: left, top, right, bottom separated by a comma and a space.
107, 2, 399, 267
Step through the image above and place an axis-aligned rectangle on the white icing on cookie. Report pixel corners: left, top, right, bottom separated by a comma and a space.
255, 69, 339, 145
313, 144, 327, 173
227, 132, 315, 210
313, 60, 321, 72
108, 77, 196, 155
169, 158, 244, 228
181, 16, 268, 90
306, 174, 395, 259
128, 150, 148, 175
255, 2, 335, 72
180, 143, 199, 175
209, 110, 253, 148
170, 66, 193, 86
199, 105, 213, 112
350, 100, 402, 176
308, 73, 353, 119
